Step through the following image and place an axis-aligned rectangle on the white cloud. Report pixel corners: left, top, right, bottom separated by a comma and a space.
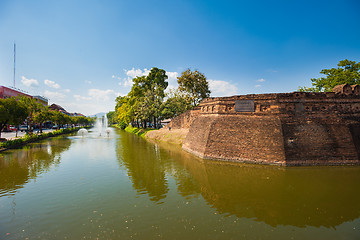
44, 90, 66, 100
88, 88, 120, 101
21, 76, 39, 87
85, 80, 92, 84
125, 68, 150, 78
118, 78, 133, 87
255, 84, 262, 88
208, 80, 238, 97
166, 71, 178, 80
64, 89, 71, 93
63, 102, 115, 116
115, 68, 179, 90
166, 71, 179, 90
115, 68, 151, 88
44, 79, 60, 89
256, 78, 266, 83
74, 94, 91, 101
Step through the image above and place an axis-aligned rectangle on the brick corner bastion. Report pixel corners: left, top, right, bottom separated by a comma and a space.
168, 84, 360, 166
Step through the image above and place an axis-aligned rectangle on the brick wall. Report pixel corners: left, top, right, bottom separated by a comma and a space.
281, 117, 359, 165
174, 89, 360, 165
183, 114, 286, 164
168, 108, 200, 129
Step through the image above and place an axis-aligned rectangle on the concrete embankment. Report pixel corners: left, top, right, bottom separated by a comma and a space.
145, 128, 189, 146
0, 128, 83, 152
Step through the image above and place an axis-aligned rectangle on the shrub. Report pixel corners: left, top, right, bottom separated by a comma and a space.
0, 127, 81, 150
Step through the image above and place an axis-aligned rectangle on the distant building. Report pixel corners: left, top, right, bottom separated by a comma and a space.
33, 95, 48, 106
71, 112, 85, 117
0, 86, 32, 99
49, 103, 70, 115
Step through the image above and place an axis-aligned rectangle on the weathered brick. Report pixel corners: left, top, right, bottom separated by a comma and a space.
171, 87, 360, 166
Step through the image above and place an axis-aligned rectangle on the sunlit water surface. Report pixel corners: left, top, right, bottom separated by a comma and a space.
0, 128, 360, 239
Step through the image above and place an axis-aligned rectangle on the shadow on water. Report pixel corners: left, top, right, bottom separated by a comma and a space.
0, 136, 72, 197
117, 130, 360, 229
116, 131, 170, 203
182, 159, 360, 228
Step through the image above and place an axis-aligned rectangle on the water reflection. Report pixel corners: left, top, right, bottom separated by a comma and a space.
116, 132, 169, 202
0, 136, 72, 196
182, 159, 360, 228
118, 132, 360, 228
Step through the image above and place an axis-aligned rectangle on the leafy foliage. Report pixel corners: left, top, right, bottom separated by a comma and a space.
0, 97, 29, 137
1, 96, 93, 138
299, 59, 360, 92
177, 69, 211, 105
161, 89, 192, 119
114, 67, 211, 129
0, 127, 81, 149
107, 111, 116, 125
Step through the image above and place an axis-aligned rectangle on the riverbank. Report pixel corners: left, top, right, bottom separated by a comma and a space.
115, 125, 188, 146
123, 125, 156, 137
145, 127, 189, 146
0, 127, 83, 152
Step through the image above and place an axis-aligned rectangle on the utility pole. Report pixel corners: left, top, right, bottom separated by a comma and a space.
13, 42, 16, 87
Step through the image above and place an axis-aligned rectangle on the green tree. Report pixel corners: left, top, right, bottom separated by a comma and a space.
9, 98, 29, 137
49, 111, 67, 129
177, 69, 211, 106
115, 96, 134, 125
299, 59, 360, 92
76, 116, 88, 127
19, 96, 45, 132
116, 67, 169, 128
0, 97, 29, 138
141, 67, 168, 128
33, 105, 50, 133
107, 111, 116, 125
161, 89, 193, 119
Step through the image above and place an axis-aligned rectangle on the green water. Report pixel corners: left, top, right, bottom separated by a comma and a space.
0, 128, 360, 239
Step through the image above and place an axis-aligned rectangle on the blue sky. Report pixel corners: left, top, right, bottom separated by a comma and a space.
0, 0, 359, 115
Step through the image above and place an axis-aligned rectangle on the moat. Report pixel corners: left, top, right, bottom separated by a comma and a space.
0, 128, 360, 239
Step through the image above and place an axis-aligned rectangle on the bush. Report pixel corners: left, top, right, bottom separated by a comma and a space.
118, 121, 128, 130
124, 125, 155, 137
0, 127, 81, 150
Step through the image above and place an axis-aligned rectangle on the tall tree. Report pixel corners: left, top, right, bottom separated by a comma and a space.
33, 104, 50, 133
299, 59, 360, 92
177, 69, 211, 105
9, 98, 29, 137
107, 111, 116, 125
0, 97, 28, 138
118, 67, 168, 128
19, 96, 44, 132
50, 111, 67, 129
115, 96, 135, 126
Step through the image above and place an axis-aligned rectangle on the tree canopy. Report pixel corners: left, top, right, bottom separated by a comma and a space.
161, 89, 193, 119
0, 97, 29, 137
177, 69, 211, 106
114, 67, 211, 129
1, 96, 94, 137
299, 59, 360, 92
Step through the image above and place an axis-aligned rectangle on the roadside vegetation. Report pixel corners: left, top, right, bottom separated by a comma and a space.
0, 127, 83, 151
111, 67, 211, 129
0, 96, 95, 139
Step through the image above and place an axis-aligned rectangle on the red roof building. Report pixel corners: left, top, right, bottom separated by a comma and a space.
49, 103, 71, 115
0, 86, 33, 99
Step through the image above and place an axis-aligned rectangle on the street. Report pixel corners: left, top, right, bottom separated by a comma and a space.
0, 129, 54, 140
